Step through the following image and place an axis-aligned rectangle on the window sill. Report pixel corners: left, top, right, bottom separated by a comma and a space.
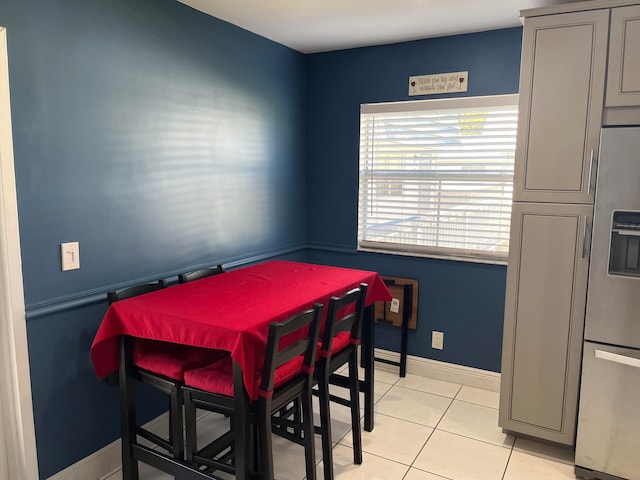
357, 245, 508, 266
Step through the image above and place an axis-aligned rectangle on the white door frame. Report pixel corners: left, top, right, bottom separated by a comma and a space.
0, 26, 39, 480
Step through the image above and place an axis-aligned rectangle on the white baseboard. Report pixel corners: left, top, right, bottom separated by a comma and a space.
374, 348, 501, 392
48, 351, 500, 479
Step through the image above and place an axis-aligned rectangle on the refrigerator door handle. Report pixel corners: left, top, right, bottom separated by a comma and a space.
613, 229, 640, 237
595, 349, 640, 369
587, 149, 594, 195
582, 216, 588, 258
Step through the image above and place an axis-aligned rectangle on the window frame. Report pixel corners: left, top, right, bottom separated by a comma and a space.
357, 94, 519, 265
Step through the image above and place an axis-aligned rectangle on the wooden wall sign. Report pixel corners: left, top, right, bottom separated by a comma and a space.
409, 71, 468, 96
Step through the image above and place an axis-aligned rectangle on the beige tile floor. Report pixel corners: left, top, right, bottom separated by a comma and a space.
107, 364, 577, 480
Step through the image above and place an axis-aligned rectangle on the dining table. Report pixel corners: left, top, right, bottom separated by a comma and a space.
91, 260, 392, 480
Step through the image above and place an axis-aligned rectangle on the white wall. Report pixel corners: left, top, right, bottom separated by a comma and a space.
0, 26, 39, 480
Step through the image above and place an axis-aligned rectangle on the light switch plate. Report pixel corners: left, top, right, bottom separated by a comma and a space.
61, 242, 80, 271
432, 331, 444, 350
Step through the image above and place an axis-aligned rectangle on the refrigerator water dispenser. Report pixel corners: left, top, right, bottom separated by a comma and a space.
609, 211, 640, 277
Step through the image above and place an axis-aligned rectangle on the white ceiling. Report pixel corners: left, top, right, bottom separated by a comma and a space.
177, 0, 582, 54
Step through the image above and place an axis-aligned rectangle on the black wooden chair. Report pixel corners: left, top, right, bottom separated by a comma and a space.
107, 279, 225, 460
107, 279, 168, 304
314, 284, 368, 480
182, 304, 323, 480
178, 264, 225, 284
103, 279, 171, 389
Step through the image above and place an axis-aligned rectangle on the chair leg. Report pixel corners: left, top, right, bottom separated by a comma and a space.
183, 391, 197, 464
258, 398, 275, 480
301, 389, 317, 480
169, 387, 185, 459
252, 423, 261, 476
119, 337, 139, 480
318, 377, 334, 480
292, 399, 302, 438
348, 351, 363, 465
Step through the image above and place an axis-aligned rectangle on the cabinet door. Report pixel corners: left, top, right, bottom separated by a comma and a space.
499, 202, 592, 445
606, 5, 640, 107
514, 11, 608, 204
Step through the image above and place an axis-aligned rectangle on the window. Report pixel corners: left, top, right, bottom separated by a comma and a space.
358, 94, 518, 263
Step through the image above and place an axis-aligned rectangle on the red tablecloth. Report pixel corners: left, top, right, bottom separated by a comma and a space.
90, 260, 392, 399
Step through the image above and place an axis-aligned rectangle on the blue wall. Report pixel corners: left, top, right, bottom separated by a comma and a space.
305, 28, 522, 372
4, 0, 307, 306
0, 0, 522, 475
1, 0, 307, 476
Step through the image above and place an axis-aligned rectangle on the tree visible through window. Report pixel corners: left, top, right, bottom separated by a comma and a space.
358, 95, 518, 263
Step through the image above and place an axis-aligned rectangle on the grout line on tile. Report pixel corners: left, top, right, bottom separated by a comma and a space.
397, 396, 455, 476
434, 427, 515, 451
373, 382, 395, 405
405, 422, 437, 473
370, 411, 444, 432
429, 391, 455, 431
452, 397, 499, 410
387, 383, 463, 402
355, 447, 417, 469
407, 465, 455, 480
501, 445, 515, 480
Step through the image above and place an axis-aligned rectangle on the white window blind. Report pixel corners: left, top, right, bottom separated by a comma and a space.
358, 94, 518, 263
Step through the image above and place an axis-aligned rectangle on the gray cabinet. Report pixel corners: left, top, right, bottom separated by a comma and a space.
500, 6, 606, 446
499, 202, 591, 445
606, 5, 640, 107
513, 10, 608, 205
501, 0, 640, 449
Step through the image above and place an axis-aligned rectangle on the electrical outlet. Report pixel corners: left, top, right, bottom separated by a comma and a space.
432, 331, 444, 350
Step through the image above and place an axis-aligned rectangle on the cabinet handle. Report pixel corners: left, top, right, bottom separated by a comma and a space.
587, 149, 594, 195
595, 349, 640, 369
582, 216, 588, 258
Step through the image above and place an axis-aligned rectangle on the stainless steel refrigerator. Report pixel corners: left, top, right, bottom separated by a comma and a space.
576, 126, 640, 480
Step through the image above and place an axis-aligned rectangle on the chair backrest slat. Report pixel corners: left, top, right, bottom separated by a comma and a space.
107, 279, 168, 305
273, 341, 310, 369
321, 283, 368, 354
178, 265, 225, 284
